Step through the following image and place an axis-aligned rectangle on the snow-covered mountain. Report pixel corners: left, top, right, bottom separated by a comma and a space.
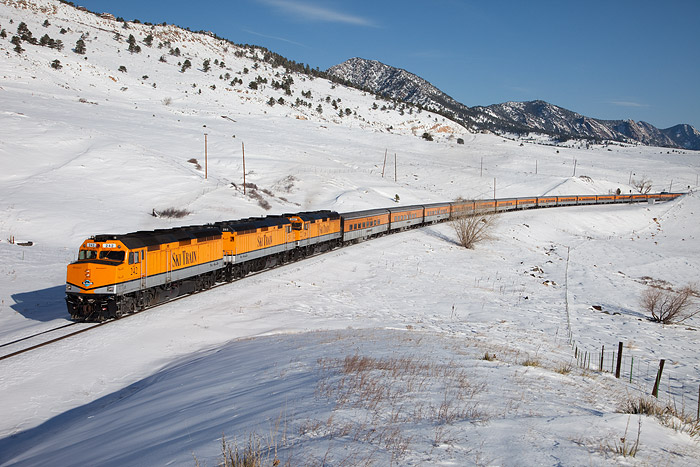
328, 58, 700, 149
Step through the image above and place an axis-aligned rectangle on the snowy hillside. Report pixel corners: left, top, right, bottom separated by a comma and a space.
1, 0, 700, 465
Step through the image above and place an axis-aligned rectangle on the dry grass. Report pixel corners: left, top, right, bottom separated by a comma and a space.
619, 396, 700, 438
521, 357, 541, 367
482, 352, 497, 361
309, 353, 489, 463
554, 362, 573, 375
606, 416, 641, 458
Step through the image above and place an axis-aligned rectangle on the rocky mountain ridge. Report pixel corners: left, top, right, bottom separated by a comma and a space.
328, 58, 700, 150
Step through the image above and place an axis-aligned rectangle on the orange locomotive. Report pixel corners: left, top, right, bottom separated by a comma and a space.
66, 226, 223, 320
66, 211, 341, 321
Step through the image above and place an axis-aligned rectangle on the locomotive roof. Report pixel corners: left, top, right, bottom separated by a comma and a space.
215, 215, 291, 232
287, 210, 340, 222
93, 225, 221, 249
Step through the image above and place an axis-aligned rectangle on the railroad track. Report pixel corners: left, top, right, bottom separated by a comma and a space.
0, 251, 331, 361
0, 322, 105, 361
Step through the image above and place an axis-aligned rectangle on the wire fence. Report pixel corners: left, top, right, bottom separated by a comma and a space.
570, 339, 700, 420
563, 247, 700, 421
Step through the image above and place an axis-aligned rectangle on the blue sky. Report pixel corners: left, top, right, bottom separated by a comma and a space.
80, 0, 699, 130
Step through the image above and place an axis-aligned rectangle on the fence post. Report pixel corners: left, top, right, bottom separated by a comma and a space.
629, 357, 634, 383
600, 345, 604, 371
615, 342, 623, 379
652, 359, 666, 398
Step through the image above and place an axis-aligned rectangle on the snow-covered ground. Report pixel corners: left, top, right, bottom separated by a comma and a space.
1, 1, 700, 465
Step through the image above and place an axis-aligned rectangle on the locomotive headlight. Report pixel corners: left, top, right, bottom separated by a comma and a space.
85, 269, 91, 277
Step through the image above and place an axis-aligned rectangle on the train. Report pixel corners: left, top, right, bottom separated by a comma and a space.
65, 192, 683, 321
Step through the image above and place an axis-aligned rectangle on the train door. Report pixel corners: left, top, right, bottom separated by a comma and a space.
140, 250, 147, 290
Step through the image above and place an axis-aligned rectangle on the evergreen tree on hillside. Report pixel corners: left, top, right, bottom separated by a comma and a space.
127, 34, 141, 53
202, 59, 211, 72
180, 59, 191, 72
11, 36, 24, 54
17, 22, 35, 43
143, 33, 153, 47
74, 38, 86, 54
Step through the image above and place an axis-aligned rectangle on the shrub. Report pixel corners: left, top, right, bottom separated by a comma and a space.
153, 208, 190, 218
641, 284, 699, 324
451, 211, 497, 249
631, 176, 652, 194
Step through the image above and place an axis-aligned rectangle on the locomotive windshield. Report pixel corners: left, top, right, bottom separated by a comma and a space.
291, 222, 302, 230
78, 249, 98, 260
99, 250, 125, 263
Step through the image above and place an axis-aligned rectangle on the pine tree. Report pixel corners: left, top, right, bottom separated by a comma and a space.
74, 38, 86, 54
50, 59, 62, 70
11, 36, 24, 54
127, 34, 140, 53
180, 59, 191, 72
202, 59, 211, 72
143, 34, 153, 47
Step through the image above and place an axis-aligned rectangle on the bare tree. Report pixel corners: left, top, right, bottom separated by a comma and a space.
632, 176, 653, 194
451, 211, 497, 249
641, 284, 699, 324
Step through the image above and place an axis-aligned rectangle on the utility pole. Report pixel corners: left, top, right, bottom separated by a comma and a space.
382, 149, 387, 178
535, 160, 538, 175
242, 142, 246, 195
572, 159, 577, 177
394, 153, 397, 183
493, 178, 496, 200
204, 133, 208, 179
669, 179, 673, 192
